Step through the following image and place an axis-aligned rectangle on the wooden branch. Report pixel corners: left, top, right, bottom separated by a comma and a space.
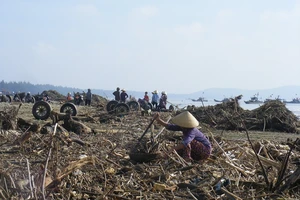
221, 160, 254, 177
244, 147, 281, 170
26, 159, 34, 198
42, 123, 57, 200
221, 187, 243, 200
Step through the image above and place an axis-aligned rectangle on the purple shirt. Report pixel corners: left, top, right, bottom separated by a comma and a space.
166, 124, 211, 148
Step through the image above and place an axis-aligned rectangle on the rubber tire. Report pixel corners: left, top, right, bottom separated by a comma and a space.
127, 100, 140, 111
114, 103, 130, 115
106, 100, 118, 112
0, 95, 10, 103
32, 101, 52, 120
31, 96, 36, 104
147, 102, 153, 110
5, 95, 12, 103
169, 105, 174, 111
60, 102, 77, 116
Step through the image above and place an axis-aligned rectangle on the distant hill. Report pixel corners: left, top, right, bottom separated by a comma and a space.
1, 80, 300, 102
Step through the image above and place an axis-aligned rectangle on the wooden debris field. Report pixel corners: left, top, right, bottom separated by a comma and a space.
0, 99, 299, 199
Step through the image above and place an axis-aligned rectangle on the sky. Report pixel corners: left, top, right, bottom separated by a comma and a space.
1, 0, 300, 94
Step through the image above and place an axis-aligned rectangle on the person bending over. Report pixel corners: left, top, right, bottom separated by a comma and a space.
154, 111, 212, 163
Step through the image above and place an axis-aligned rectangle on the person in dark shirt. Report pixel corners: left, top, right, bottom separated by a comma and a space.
74, 92, 83, 105
158, 91, 167, 111
25, 92, 32, 103
120, 89, 128, 103
113, 87, 121, 101
85, 89, 92, 106
154, 111, 212, 163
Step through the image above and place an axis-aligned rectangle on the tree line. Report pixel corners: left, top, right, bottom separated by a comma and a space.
0, 80, 84, 96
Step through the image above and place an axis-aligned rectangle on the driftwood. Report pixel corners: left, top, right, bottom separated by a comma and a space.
12, 131, 32, 146
17, 118, 41, 132
0, 103, 22, 130
244, 147, 282, 169
50, 111, 96, 123
49, 111, 92, 135
63, 114, 92, 135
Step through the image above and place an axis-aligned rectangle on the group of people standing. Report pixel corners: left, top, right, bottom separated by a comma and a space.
67, 88, 92, 106
145, 90, 167, 111
112, 87, 129, 103
113, 87, 168, 111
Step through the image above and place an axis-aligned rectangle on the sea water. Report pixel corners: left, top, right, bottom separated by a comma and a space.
167, 99, 300, 118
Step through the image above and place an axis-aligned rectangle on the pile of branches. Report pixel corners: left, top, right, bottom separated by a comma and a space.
40, 90, 66, 100
0, 124, 299, 199
190, 99, 300, 133
0, 103, 299, 199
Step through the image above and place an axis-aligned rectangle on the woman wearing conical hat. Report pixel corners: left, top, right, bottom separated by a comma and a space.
154, 111, 212, 162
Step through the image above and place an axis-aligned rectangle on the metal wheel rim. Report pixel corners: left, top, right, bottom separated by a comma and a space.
62, 106, 74, 115
36, 105, 48, 117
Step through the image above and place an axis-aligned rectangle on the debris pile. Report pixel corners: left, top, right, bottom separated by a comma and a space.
0, 103, 21, 130
190, 99, 300, 133
38, 90, 108, 107
0, 100, 299, 199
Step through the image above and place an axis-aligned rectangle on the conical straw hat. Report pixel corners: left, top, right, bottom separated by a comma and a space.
171, 111, 199, 128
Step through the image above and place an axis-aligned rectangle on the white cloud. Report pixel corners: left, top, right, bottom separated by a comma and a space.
32, 42, 56, 56
174, 22, 205, 37
72, 4, 100, 17
133, 5, 158, 18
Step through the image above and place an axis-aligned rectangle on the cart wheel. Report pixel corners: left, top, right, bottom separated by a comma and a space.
5, 95, 12, 103
106, 100, 118, 112
32, 101, 52, 120
114, 103, 130, 115
147, 102, 153, 110
30, 96, 36, 104
140, 101, 152, 111
60, 102, 77, 116
127, 100, 140, 111
0, 95, 10, 103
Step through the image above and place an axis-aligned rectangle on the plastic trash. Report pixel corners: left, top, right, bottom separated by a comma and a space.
214, 178, 231, 195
